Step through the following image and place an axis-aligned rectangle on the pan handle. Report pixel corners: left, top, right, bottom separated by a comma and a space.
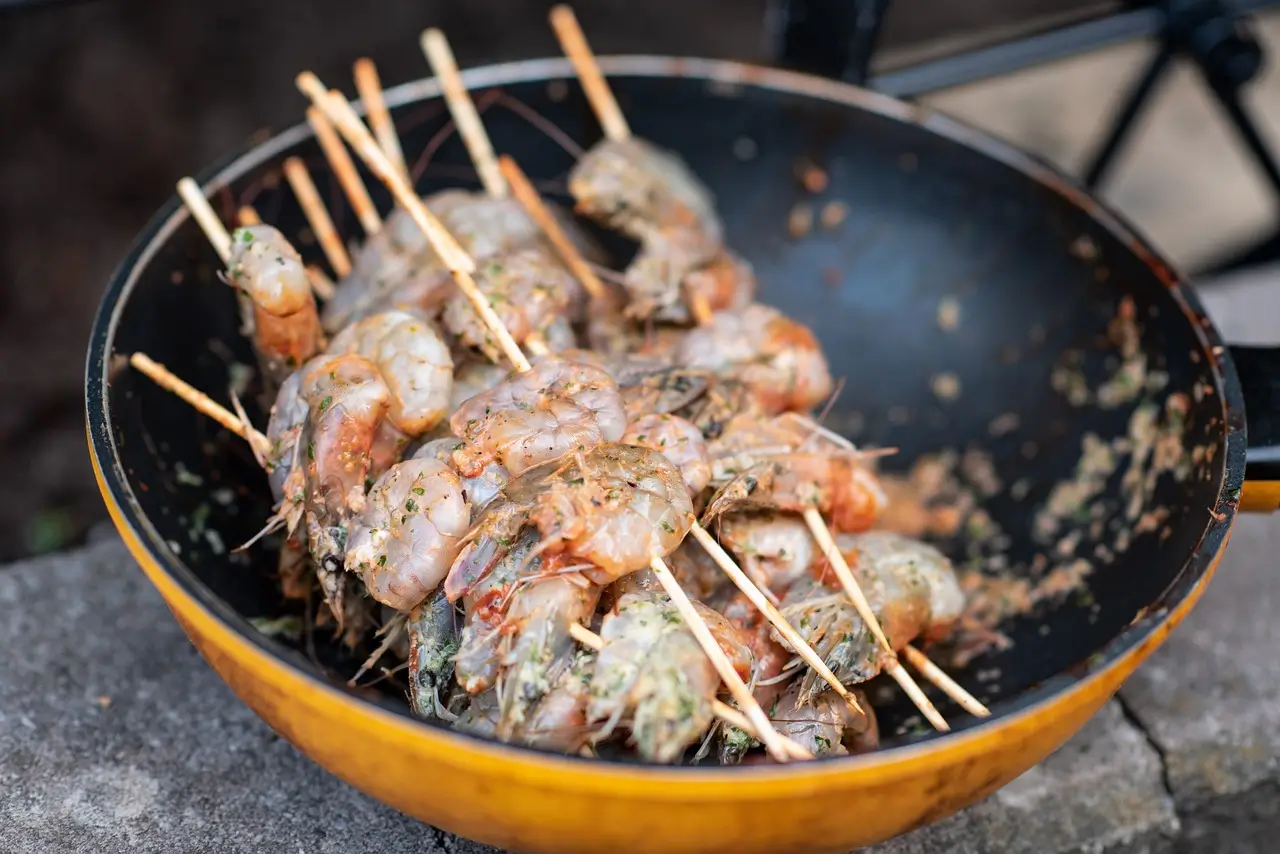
1231, 345, 1280, 511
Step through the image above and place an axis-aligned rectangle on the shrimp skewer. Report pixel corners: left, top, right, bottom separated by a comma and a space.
567, 623, 810, 760
295, 73, 531, 372
177, 178, 326, 385
490, 151, 865, 722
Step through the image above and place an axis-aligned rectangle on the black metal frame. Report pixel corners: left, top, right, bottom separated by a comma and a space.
774, 0, 1280, 277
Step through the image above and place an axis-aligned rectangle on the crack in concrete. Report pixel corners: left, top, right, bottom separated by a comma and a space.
1116, 692, 1178, 814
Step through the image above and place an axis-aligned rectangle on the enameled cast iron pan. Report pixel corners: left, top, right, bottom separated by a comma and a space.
85, 57, 1280, 853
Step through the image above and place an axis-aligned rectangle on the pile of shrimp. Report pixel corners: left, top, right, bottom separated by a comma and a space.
172, 22, 976, 767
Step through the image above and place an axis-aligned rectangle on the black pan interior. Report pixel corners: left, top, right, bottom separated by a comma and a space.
94, 66, 1230, 754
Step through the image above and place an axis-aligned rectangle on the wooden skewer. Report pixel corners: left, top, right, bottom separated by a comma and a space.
353, 58, 409, 182
548, 5, 630, 142
296, 72, 531, 373
421, 28, 507, 198
649, 555, 796, 763
283, 156, 352, 277
803, 508, 950, 732
567, 623, 810, 761
176, 178, 232, 262
237, 206, 261, 226
902, 645, 991, 718
497, 156, 606, 302
688, 522, 865, 717
307, 106, 383, 236
129, 353, 270, 454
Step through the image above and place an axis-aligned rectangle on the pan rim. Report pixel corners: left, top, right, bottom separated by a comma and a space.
85, 54, 1245, 783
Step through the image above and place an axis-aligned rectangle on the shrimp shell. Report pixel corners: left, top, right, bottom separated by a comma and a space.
679, 303, 833, 415
450, 356, 627, 477
407, 587, 460, 721
621, 413, 711, 497
344, 457, 469, 612
327, 310, 454, 436
412, 438, 510, 518
443, 247, 585, 363
299, 354, 391, 614
227, 226, 324, 383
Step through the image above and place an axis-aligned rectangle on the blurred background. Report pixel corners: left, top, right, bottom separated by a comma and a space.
3, 0, 1278, 561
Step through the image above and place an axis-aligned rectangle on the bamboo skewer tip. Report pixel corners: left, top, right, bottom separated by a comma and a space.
548, 5, 630, 142
176, 177, 232, 263
307, 105, 383, 236
421, 27, 507, 199
353, 57, 409, 182
296, 73, 531, 374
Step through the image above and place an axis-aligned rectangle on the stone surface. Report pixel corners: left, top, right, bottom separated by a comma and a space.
870, 702, 1178, 854
0, 533, 1231, 854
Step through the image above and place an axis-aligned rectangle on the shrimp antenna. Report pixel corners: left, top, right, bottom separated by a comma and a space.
548, 5, 630, 142
353, 58, 409, 182
283, 157, 352, 279
296, 72, 531, 373
568, 623, 811, 761
307, 106, 383, 235
421, 28, 507, 198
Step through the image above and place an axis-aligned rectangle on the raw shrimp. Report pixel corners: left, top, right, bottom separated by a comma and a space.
453, 529, 538, 695
676, 376, 762, 441
836, 531, 965, 642
521, 649, 597, 753
449, 525, 602, 741
327, 310, 454, 436
226, 226, 325, 384
769, 682, 869, 758
323, 205, 453, 333
557, 348, 712, 422
449, 356, 627, 477
717, 512, 815, 594
679, 303, 833, 415
588, 583, 751, 763
706, 414, 889, 533
569, 138, 723, 322
682, 250, 756, 314
496, 569, 602, 741
454, 688, 501, 739
775, 531, 961, 704
344, 457, 469, 612
442, 247, 585, 363
264, 364, 310, 505
664, 538, 734, 607
621, 413, 711, 497
449, 359, 509, 411
445, 444, 693, 600
298, 354, 391, 614
407, 587, 460, 721
412, 438, 509, 516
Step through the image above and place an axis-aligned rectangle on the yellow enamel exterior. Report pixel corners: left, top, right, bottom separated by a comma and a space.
1241, 480, 1280, 512
91, 430, 1225, 854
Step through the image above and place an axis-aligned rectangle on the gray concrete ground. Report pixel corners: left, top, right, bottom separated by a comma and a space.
1, 267, 1277, 852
